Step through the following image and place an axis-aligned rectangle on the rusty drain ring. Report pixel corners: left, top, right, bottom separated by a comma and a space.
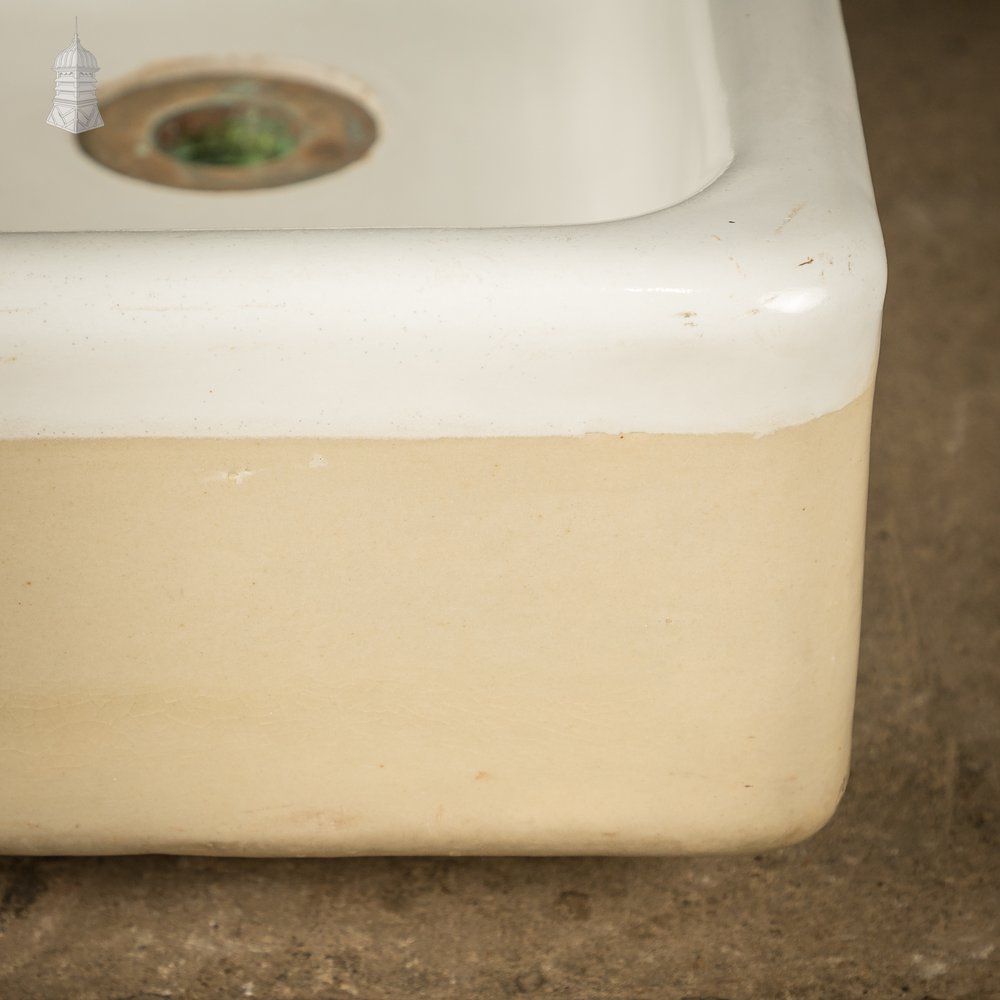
77, 57, 379, 192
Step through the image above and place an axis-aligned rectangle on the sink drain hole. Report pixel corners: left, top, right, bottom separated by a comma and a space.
155, 102, 298, 166
77, 60, 379, 191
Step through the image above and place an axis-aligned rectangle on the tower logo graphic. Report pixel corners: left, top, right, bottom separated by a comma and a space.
47, 19, 104, 134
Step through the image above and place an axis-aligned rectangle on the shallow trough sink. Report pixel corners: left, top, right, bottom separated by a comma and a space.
0, 0, 886, 856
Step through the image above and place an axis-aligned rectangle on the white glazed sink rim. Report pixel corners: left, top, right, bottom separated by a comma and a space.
0, 0, 886, 440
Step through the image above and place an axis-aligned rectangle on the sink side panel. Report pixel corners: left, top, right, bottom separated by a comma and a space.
0, 383, 873, 856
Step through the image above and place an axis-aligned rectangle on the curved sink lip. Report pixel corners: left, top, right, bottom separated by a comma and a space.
0, 0, 886, 440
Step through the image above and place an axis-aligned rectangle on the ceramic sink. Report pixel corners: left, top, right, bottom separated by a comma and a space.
0, 0, 886, 855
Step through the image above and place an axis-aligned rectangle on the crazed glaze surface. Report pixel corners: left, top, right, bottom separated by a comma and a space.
0, 385, 873, 856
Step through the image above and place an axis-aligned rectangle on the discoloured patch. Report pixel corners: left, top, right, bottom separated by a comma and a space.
555, 889, 592, 921
943, 392, 968, 455
203, 468, 261, 485
514, 969, 548, 993
0, 858, 47, 927
775, 201, 806, 234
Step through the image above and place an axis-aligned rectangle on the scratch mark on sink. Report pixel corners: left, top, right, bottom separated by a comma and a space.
204, 469, 261, 485
775, 201, 807, 234
129, 305, 211, 312
127, 304, 288, 312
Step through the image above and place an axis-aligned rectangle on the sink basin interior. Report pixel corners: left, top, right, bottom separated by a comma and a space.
5, 0, 731, 231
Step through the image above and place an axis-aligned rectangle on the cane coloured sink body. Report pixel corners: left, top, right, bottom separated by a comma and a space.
0, 0, 885, 855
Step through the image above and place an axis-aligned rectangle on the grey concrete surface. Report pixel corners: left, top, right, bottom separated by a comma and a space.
1, 1, 998, 997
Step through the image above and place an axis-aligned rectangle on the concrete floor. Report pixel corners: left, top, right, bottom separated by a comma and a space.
1, 1, 998, 996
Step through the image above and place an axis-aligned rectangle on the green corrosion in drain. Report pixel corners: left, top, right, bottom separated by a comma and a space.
157, 104, 297, 167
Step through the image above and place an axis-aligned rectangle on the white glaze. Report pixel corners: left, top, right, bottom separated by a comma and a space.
4, 2, 731, 231
0, 1, 883, 439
